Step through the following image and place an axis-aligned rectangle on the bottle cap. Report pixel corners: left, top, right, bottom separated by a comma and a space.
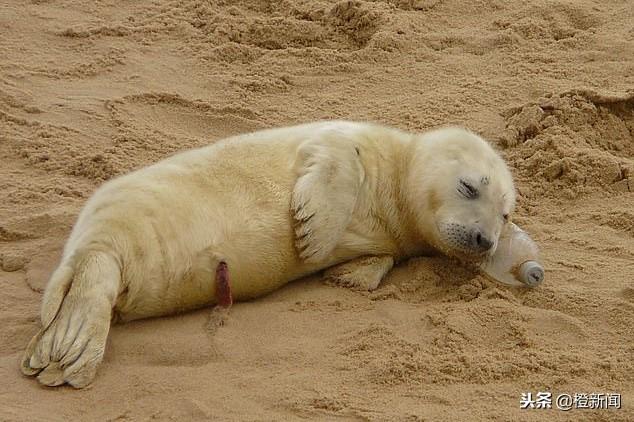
518, 261, 544, 287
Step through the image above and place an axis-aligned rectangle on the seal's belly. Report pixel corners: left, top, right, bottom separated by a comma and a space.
74, 124, 380, 321
114, 217, 316, 320
105, 156, 309, 319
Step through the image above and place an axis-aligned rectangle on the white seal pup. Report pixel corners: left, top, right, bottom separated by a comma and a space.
21, 121, 515, 387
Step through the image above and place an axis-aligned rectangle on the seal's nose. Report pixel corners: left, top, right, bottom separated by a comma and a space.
471, 229, 493, 252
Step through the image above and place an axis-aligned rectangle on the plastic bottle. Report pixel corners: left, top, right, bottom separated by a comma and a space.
480, 222, 545, 287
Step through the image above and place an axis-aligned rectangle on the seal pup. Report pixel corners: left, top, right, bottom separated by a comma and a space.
21, 121, 515, 387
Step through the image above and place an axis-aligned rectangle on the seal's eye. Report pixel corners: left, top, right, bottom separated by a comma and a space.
503, 213, 509, 222
458, 179, 478, 199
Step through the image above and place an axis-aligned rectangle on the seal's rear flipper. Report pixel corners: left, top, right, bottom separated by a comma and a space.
21, 262, 75, 377
21, 250, 119, 388
21, 330, 44, 376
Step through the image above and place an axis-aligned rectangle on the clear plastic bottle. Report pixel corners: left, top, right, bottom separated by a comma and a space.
480, 222, 545, 287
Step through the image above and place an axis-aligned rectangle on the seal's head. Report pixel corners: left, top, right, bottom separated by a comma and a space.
406, 127, 516, 260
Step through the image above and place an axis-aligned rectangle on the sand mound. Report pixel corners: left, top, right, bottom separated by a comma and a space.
1, 0, 633, 420
502, 90, 634, 199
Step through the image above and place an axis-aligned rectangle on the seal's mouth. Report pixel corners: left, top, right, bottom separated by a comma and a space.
434, 221, 497, 264
431, 237, 490, 268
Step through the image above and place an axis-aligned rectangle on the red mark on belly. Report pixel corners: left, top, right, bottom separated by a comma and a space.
215, 261, 232, 308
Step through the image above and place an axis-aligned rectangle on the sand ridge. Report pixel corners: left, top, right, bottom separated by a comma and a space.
1, 0, 633, 420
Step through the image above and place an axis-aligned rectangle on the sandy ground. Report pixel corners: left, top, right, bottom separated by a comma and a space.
1, 0, 633, 421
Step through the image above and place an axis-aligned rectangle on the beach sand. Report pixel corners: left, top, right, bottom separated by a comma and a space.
0, 1, 632, 420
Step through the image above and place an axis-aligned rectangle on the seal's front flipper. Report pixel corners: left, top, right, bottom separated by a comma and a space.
324, 255, 394, 291
291, 131, 365, 263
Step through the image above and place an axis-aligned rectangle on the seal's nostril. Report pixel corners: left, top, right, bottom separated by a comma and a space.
472, 229, 493, 252
480, 235, 493, 251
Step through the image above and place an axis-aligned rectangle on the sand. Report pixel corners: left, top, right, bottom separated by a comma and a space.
0, 0, 633, 420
